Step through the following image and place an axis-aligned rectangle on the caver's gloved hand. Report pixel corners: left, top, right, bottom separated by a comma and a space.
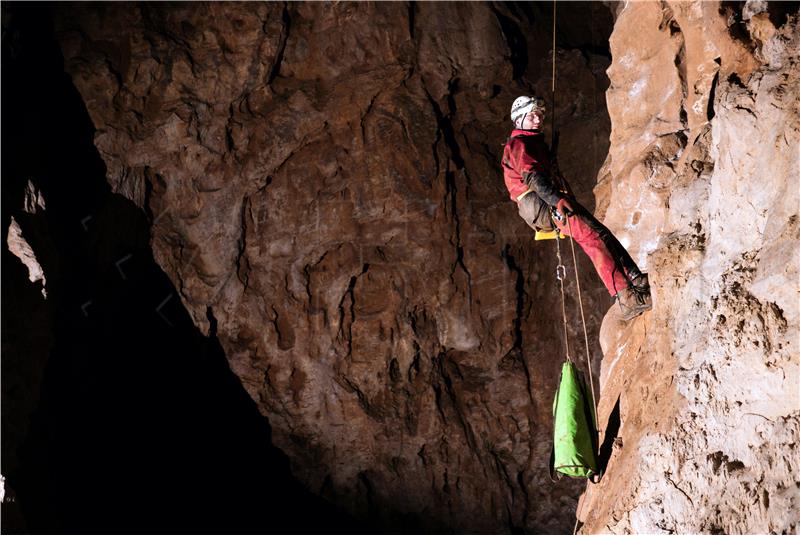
556, 197, 574, 218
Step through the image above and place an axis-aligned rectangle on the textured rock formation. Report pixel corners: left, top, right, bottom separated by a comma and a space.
2, 6, 365, 533
49, 1, 799, 532
6, 181, 48, 298
579, 2, 799, 533
7, 215, 47, 296
54, 2, 616, 532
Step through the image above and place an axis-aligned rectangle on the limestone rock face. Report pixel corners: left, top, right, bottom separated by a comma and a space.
55, 3, 615, 532
580, 2, 800, 533
7, 215, 46, 295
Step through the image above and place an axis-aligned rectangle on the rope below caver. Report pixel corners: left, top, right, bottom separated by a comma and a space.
552, 1, 573, 365
555, 233, 572, 363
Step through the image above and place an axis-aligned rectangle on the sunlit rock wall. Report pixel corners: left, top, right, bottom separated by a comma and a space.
580, 2, 799, 533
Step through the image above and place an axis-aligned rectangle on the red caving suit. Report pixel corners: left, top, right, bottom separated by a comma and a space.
502, 128, 641, 296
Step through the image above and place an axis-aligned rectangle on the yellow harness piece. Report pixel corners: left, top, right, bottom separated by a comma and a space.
535, 229, 566, 241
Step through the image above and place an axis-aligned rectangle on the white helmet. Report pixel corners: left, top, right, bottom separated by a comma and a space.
510, 96, 546, 126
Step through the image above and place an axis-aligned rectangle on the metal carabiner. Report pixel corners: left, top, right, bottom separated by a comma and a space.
556, 264, 567, 281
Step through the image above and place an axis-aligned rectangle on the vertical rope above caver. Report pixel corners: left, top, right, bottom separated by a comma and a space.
551, 0, 557, 147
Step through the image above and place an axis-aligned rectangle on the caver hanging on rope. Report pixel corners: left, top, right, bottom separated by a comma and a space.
500, 0, 652, 321
498, 0, 654, 487
499, 101, 652, 320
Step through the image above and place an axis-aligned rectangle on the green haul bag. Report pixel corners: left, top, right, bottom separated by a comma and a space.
549, 361, 600, 480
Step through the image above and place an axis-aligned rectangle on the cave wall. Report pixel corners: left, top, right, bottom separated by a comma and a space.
2, 5, 365, 533
578, 2, 799, 533
51, 2, 618, 533
8, 1, 797, 533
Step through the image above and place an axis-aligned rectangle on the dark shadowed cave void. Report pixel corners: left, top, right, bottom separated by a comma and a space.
2, 5, 367, 534
2, 2, 616, 534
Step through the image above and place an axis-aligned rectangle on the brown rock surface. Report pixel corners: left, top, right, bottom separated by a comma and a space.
52, 1, 800, 532
579, 2, 800, 533
54, 3, 616, 532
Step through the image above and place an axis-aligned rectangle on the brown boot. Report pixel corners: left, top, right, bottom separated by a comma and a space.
616, 273, 652, 321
